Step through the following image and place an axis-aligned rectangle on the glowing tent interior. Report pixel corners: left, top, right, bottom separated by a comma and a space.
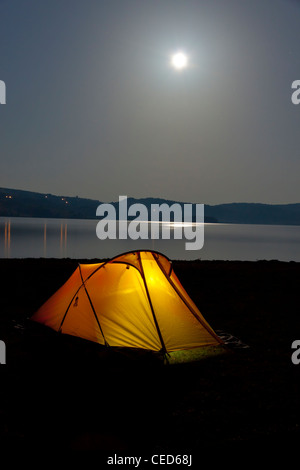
31, 250, 222, 352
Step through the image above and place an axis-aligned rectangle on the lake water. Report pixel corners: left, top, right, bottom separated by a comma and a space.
0, 216, 300, 261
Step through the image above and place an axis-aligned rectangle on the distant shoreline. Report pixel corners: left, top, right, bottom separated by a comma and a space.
1, 187, 300, 225
2, 214, 300, 229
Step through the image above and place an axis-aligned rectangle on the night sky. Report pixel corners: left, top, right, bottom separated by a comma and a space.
1, 0, 300, 204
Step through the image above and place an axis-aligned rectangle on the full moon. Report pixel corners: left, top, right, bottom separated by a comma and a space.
170, 51, 188, 70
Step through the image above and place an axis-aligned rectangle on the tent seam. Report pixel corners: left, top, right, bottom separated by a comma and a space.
153, 254, 223, 345
78, 264, 108, 346
137, 252, 167, 353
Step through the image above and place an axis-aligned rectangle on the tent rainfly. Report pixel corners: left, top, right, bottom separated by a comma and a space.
31, 250, 222, 352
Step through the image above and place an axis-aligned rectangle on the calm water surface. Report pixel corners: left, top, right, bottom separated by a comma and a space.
0, 217, 299, 261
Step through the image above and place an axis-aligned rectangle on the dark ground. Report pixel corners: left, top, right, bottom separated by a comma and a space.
0, 258, 299, 460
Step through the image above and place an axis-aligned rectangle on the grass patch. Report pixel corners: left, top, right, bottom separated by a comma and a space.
166, 345, 228, 364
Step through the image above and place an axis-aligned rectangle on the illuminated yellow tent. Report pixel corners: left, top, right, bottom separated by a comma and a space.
31, 250, 222, 352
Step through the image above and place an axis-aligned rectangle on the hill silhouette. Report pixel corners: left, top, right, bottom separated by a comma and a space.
0, 187, 300, 225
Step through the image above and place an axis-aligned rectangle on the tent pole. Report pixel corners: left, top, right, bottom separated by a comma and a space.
78, 264, 109, 347
137, 252, 167, 354
154, 254, 223, 345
